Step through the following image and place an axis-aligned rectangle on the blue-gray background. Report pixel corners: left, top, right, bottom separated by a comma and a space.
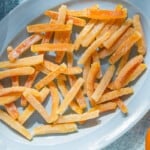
0, 0, 18, 19
0, 0, 149, 150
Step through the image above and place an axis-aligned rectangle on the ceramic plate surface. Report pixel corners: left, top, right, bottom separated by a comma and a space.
0, 0, 150, 150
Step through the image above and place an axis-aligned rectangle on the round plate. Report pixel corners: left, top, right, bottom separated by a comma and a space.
0, 0, 150, 149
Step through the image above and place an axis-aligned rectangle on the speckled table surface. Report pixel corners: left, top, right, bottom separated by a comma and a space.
0, 0, 149, 150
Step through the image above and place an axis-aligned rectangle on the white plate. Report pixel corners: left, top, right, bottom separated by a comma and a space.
0, 0, 150, 150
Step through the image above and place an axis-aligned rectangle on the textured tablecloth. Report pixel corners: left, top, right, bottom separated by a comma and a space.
0, 0, 149, 150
